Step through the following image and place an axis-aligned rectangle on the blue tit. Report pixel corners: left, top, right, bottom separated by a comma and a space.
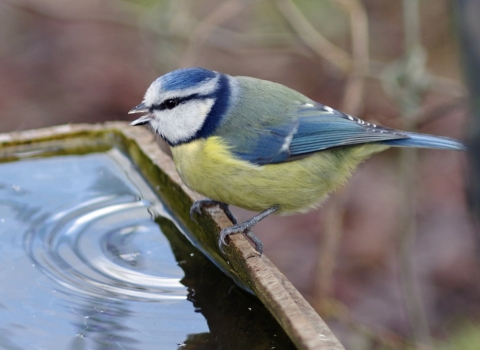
129, 67, 465, 254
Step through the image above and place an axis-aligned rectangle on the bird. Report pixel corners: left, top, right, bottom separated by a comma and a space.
129, 67, 465, 255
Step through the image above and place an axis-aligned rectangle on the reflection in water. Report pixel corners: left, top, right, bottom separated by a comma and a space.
158, 217, 296, 350
0, 149, 294, 349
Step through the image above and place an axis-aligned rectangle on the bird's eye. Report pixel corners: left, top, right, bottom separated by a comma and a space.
164, 99, 179, 110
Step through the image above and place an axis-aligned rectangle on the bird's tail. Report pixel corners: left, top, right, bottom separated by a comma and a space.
381, 132, 466, 151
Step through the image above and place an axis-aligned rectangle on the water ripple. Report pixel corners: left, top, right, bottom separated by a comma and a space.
25, 193, 186, 301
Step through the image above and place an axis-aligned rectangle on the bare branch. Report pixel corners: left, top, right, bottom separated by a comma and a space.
333, 0, 370, 115
180, 0, 254, 68
274, 0, 352, 72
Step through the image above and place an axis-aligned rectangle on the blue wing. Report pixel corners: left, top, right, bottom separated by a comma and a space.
288, 104, 408, 156
231, 120, 299, 165
231, 102, 464, 165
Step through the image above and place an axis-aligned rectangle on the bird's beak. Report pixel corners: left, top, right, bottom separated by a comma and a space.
129, 102, 152, 126
129, 102, 149, 114
130, 115, 153, 126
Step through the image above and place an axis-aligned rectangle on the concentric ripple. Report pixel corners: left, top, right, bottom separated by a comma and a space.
24, 193, 186, 301
25, 195, 186, 300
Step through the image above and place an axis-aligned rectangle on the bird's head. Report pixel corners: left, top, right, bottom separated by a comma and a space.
129, 67, 235, 146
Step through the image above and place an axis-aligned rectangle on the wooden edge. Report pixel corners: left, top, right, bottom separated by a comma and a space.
0, 123, 345, 350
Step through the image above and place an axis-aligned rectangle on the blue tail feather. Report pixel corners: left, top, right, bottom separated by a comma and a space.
381, 132, 466, 151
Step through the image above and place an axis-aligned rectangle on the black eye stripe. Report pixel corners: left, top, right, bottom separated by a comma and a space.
151, 98, 179, 111
150, 93, 213, 112
164, 98, 179, 109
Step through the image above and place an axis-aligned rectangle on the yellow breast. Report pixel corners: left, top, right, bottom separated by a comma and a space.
170, 137, 386, 213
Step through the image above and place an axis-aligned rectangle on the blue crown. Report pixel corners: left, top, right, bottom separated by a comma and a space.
159, 67, 217, 91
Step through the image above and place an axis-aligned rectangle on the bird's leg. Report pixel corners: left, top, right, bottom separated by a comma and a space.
217, 202, 237, 225
190, 199, 278, 255
219, 205, 280, 255
205, 201, 265, 254
244, 230, 264, 256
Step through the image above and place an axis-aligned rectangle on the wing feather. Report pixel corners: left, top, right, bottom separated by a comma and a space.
230, 102, 408, 165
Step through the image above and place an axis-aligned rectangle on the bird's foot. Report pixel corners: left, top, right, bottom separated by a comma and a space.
218, 228, 264, 255
190, 199, 238, 224
218, 205, 279, 256
189, 199, 223, 223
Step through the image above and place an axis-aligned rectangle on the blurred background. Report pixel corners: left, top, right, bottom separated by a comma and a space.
1, 0, 478, 348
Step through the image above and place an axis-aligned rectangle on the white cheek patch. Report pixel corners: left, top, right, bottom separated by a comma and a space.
150, 99, 215, 144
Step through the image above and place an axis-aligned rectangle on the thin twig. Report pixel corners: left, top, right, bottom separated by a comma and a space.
180, 0, 254, 67
313, 189, 349, 307
313, 0, 368, 313
318, 298, 410, 349
5, 0, 140, 27
333, 0, 370, 116
369, 60, 467, 98
394, 0, 432, 346
274, 0, 352, 72
416, 97, 468, 128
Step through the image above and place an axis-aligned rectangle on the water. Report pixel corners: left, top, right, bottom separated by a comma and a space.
0, 148, 294, 350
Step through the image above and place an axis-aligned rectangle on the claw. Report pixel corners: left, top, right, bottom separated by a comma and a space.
190, 200, 278, 256
189, 199, 221, 223
218, 228, 263, 255
189, 202, 203, 223
216, 206, 279, 255
218, 230, 229, 254
245, 230, 263, 256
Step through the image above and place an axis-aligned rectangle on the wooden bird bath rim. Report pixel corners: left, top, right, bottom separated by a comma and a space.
0, 122, 345, 350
